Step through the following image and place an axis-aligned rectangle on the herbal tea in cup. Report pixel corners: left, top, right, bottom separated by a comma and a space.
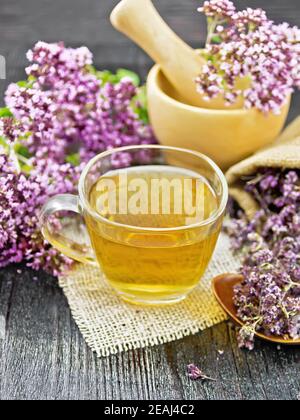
40, 146, 228, 305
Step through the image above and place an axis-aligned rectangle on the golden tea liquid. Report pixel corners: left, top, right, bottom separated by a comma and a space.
85, 166, 221, 304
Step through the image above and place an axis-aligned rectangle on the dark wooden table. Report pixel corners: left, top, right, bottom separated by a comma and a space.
0, 0, 299, 400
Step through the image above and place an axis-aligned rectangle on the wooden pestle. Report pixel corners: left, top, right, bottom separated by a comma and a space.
110, 0, 243, 109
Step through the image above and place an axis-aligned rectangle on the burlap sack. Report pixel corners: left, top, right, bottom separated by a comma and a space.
226, 116, 300, 218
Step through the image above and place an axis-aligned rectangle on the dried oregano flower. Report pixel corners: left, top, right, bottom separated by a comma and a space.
187, 364, 216, 381
227, 169, 300, 349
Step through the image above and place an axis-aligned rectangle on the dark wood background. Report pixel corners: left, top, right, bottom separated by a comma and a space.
0, 0, 299, 400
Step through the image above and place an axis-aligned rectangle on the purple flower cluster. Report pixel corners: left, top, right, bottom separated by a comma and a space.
233, 8, 267, 27
198, 0, 236, 18
196, 1, 300, 114
4, 41, 155, 164
227, 169, 300, 349
0, 154, 83, 276
0, 42, 156, 276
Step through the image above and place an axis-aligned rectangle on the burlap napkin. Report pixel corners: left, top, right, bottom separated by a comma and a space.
59, 233, 240, 357
226, 116, 300, 218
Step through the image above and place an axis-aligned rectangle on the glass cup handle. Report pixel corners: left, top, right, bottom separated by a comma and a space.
39, 194, 97, 266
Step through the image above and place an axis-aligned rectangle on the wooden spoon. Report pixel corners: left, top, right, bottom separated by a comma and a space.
110, 0, 243, 110
213, 273, 300, 346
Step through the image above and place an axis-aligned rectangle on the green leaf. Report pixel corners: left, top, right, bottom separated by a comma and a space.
87, 66, 117, 84
14, 143, 31, 158
211, 35, 222, 44
88, 66, 141, 87
99, 70, 120, 85
19, 162, 33, 174
131, 86, 150, 124
0, 136, 9, 152
17, 77, 36, 89
136, 107, 149, 124
116, 69, 140, 86
19, 131, 33, 141
17, 80, 29, 88
0, 107, 13, 118
66, 153, 80, 166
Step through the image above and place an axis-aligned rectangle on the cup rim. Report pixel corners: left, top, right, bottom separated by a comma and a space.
78, 145, 229, 232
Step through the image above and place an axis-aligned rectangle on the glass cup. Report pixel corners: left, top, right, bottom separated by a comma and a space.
40, 145, 228, 305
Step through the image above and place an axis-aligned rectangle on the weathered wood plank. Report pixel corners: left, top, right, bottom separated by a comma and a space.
1, 0, 300, 49
0, 268, 299, 400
